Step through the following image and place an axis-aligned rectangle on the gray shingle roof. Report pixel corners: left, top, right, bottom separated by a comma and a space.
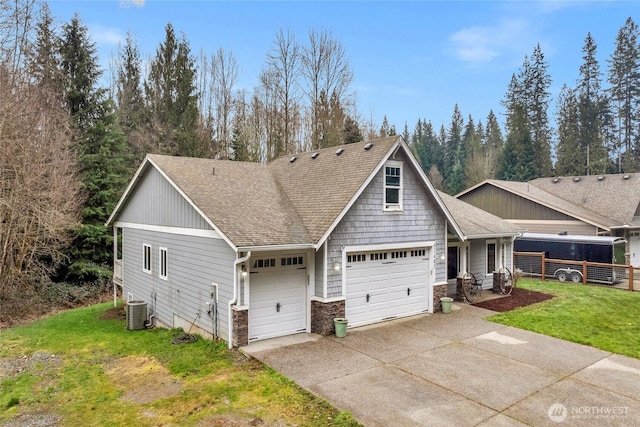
437, 191, 523, 238
145, 137, 401, 247
529, 174, 640, 226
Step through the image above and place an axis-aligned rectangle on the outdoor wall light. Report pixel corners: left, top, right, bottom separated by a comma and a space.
241, 265, 248, 277
333, 262, 341, 271
439, 252, 446, 262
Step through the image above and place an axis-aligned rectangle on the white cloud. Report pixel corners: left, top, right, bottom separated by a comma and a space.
90, 24, 125, 46
449, 18, 532, 66
120, 0, 145, 7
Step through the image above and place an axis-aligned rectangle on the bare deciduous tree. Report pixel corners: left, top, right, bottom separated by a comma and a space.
0, 65, 82, 309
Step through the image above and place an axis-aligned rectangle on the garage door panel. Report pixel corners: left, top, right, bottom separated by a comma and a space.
346, 248, 430, 327
249, 263, 307, 342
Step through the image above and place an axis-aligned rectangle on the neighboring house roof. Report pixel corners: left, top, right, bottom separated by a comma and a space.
529, 174, 640, 228
457, 173, 640, 231
107, 137, 468, 250
437, 191, 523, 239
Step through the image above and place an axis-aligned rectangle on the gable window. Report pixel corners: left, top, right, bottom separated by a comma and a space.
384, 161, 403, 211
486, 241, 497, 275
143, 244, 152, 274
159, 247, 168, 280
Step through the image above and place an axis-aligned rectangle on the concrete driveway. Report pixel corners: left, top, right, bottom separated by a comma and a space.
242, 302, 640, 426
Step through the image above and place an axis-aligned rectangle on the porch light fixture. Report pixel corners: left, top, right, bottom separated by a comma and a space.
333, 262, 341, 271
241, 265, 248, 277
439, 253, 446, 262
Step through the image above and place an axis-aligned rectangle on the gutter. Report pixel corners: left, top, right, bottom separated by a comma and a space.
229, 251, 251, 348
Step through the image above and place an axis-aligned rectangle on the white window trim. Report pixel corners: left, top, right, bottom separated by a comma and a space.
383, 160, 403, 212
159, 247, 168, 280
143, 244, 152, 274
486, 240, 497, 276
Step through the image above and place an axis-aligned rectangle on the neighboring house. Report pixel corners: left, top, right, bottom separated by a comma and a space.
437, 191, 523, 296
106, 136, 514, 348
457, 174, 640, 266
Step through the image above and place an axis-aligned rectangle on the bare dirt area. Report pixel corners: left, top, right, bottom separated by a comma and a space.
473, 287, 554, 312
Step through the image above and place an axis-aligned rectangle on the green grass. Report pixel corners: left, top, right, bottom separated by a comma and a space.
488, 279, 640, 359
0, 302, 360, 427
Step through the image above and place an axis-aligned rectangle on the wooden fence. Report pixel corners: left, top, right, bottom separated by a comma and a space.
513, 251, 639, 291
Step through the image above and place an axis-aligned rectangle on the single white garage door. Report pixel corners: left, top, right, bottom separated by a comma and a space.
346, 248, 429, 327
248, 255, 307, 342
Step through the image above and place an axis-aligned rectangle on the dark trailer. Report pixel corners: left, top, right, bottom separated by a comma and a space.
514, 233, 626, 284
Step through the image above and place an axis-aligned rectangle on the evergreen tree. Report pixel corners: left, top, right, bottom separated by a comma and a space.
29, 3, 62, 95
145, 23, 204, 157
607, 17, 640, 172
497, 105, 536, 181
555, 85, 582, 175
115, 31, 148, 163
528, 44, 553, 176
444, 104, 465, 193
342, 115, 362, 144
60, 15, 132, 281
576, 32, 611, 174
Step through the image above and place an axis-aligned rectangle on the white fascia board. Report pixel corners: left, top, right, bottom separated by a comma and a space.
114, 221, 227, 240
236, 243, 315, 252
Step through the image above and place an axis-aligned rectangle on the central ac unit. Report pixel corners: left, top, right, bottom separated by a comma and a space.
126, 300, 147, 330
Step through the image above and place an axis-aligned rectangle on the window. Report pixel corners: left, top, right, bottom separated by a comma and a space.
347, 254, 366, 263
281, 256, 304, 266
159, 247, 168, 280
252, 258, 276, 269
143, 244, 152, 274
371, 252, 388, 261
391, 251, 407, 259
486, 242, 496, 274
411, 249, 426, 257
384, 161, 402, 210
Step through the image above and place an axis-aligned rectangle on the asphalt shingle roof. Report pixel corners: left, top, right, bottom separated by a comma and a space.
437, 191, 522, 238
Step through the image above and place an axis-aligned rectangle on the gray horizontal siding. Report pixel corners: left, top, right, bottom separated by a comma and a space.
315, 244, 324, 298
326, 153, 447, 297
122, 228, 235, 341
119, 166, 212, 229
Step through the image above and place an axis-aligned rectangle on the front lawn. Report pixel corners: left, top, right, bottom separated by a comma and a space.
0, 302, 360, 426
488, 279, 640, 359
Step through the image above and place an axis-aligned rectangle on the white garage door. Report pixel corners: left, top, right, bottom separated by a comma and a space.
248, 255, 307, 342
346, 248, 430, 327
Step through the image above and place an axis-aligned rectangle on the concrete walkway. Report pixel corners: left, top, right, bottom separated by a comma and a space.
242, 302, 640, 426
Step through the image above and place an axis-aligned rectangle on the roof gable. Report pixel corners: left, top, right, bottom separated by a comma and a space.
108, 137, 464, 247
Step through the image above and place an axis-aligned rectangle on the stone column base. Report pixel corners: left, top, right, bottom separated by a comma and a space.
432, 284, 447, 312
493, 272, 504, 293
311, 299, 345, 335
232, 307, 248, 347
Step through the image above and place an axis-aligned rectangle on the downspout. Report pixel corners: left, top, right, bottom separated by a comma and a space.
228, 251, 251, 348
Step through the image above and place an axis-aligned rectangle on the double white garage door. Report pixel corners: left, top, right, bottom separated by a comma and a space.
346, 248, 431, 327
248, 248, 431, 341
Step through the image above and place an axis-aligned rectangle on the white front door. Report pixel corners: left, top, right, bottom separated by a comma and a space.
630, 232, 640, 267
248, 255, 307, 342
346, 248, 430, 327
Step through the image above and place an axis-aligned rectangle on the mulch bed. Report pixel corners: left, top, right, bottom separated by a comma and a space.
473, 287, 554, 312
99, 305, 126, 320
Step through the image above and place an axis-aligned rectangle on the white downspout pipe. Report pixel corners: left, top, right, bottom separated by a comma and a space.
229, 251, 251, 348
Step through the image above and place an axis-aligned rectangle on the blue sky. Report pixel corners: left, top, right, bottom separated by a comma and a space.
48, 0, 637, 132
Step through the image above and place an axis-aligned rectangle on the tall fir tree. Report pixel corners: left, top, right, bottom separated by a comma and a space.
444, 105, 465, 194
607, 17, 640, 172
497, 104, 536, 181
555, 85, 582, 175
60, 15, 132, 281
528, 44, 553, 176
577, 32, 611, 175
145, 23, 204, 157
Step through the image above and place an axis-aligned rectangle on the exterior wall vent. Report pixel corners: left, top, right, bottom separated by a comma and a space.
574, 177, 580, 182
335, 148, 344, 156
126, 300, 147, 330
364, 143, 373, 150
311, 152, 319, 159
289, 156, 297, 163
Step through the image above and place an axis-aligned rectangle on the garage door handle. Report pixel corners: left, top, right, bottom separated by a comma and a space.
276, 303, 281, 312
366, 294, 370, 303
407, 288, 411, 296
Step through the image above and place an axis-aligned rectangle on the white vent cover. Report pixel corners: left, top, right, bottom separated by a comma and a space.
126, 300, 147, 330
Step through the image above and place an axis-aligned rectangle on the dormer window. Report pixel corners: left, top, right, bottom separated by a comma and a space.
384, 160, 402, 211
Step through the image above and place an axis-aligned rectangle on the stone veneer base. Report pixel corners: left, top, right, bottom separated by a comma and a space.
311, 299, 345, 335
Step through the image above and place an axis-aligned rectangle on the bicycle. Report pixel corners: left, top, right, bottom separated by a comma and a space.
496, 267, 514, 295
461, 272, 483, 303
